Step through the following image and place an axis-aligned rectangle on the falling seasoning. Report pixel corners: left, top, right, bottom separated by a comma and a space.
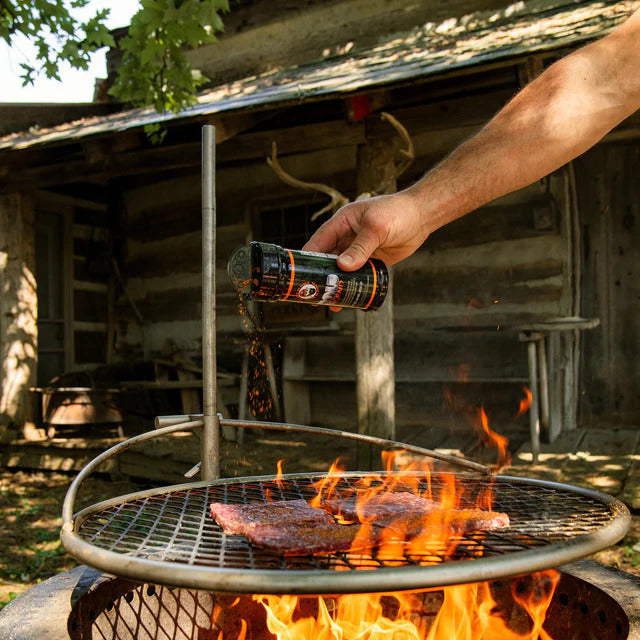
228, 242, 388, 310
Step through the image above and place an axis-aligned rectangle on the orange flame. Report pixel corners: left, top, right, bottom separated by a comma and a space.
475, 407, 511, 470
239, 571, 559, 640
515, 387, 533, 418
443, 381, 512, 470
276, 459, 285, 490
307, 450, 513, 565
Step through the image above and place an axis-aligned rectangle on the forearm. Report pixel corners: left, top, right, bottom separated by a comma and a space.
408, 17, 640, 236
303, 11, 640, 270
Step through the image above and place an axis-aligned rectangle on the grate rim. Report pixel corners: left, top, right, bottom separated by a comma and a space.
61, 472, 631, 594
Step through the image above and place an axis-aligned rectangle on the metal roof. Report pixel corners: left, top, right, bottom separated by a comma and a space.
0, 0, 636, 152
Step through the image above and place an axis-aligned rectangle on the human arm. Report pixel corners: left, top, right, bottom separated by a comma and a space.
303, 9, 640, 270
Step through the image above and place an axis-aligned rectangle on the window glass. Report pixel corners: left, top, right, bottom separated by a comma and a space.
258, 200, 327, 249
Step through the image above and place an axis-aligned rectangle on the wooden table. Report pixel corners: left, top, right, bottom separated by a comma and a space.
517, 317, 600, 462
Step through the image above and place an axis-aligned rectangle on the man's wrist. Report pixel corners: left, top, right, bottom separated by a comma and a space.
401, 178, 444, 241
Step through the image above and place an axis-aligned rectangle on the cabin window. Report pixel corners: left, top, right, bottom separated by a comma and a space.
253, 198, 331, 326
257, 199, 327, 250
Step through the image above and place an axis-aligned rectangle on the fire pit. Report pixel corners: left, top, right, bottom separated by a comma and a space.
0, 560, 638, 639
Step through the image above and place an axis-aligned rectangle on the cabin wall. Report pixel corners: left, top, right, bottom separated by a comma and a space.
114, 67, 582, 431
575, 142, 640, 425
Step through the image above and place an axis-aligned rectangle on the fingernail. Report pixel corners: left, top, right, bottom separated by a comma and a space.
339, 254, 354, 267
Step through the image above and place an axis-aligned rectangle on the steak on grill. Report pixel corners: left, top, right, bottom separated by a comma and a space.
210, 498, 334, 535
325, 491, 510, 534
244, 520, 367, 555
378, 509, 510, 537
325, 491, 437, 521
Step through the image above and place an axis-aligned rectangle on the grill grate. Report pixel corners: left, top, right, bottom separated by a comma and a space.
65, 472, 631, 593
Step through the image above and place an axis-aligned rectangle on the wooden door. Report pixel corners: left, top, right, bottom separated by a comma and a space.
34, 208, 73, 385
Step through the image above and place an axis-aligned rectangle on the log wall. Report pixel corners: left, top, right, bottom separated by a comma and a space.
575, 142, 640, 424
114, 73, 582, 433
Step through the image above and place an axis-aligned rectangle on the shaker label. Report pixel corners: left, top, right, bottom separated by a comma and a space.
298, 250, 338, 260
227, 242, 388, 311
297, 282, 319, 300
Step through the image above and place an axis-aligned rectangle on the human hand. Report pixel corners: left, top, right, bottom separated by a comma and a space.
302, 190, 429, 271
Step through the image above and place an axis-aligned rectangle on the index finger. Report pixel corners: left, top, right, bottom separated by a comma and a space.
303, 212, 354, 255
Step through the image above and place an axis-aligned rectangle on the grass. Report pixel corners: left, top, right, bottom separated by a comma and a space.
0, 470, 142, 609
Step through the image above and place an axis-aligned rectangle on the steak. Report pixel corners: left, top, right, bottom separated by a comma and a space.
325, 491, 509, 534
325, 491, 437, 522
379, 508, 510, 538
210, 498, 334, 536
448, 509, 510, 532
244, 520, 362, 555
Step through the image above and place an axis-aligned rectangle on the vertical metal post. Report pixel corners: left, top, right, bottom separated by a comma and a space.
526, 339, 540, 464
202, 125, 219, 480
537, 335, 550, 432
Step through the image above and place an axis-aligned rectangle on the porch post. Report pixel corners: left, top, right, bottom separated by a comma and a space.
355, 131, 396, 467
0, 192, 37, 439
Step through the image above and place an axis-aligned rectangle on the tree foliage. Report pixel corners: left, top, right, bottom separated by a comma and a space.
1, 0, 115, 85
1, 0, 229, 130
110, 0, 229, 114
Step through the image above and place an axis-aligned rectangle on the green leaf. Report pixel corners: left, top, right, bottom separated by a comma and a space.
4, 0, 228, 132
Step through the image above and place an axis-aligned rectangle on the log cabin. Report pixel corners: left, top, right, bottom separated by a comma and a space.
0, 0, 638, 457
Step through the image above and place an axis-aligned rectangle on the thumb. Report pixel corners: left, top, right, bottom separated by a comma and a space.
336, 228, 379, 271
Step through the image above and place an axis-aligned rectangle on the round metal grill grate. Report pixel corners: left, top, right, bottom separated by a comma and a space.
62, 472, 630, 594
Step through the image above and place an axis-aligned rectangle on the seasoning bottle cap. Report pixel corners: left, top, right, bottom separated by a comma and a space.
227, 245, 252, 296
228, 242, 285, 300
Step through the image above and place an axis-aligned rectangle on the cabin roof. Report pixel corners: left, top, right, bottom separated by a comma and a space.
0, 0, 635, 152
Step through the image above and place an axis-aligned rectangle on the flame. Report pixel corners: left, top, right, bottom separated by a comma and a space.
276, 459, 285, 490
443, 381, 513, 470
307, 450, 513, 565
474, 407, 511, 470
212, 448, 560, 640
515, 387, 532, 418
226, 570, 560, 640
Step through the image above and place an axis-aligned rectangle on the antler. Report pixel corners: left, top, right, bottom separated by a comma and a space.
267, 142, 349, 221
267, 114, 414, 220
381, 111, 414, 180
